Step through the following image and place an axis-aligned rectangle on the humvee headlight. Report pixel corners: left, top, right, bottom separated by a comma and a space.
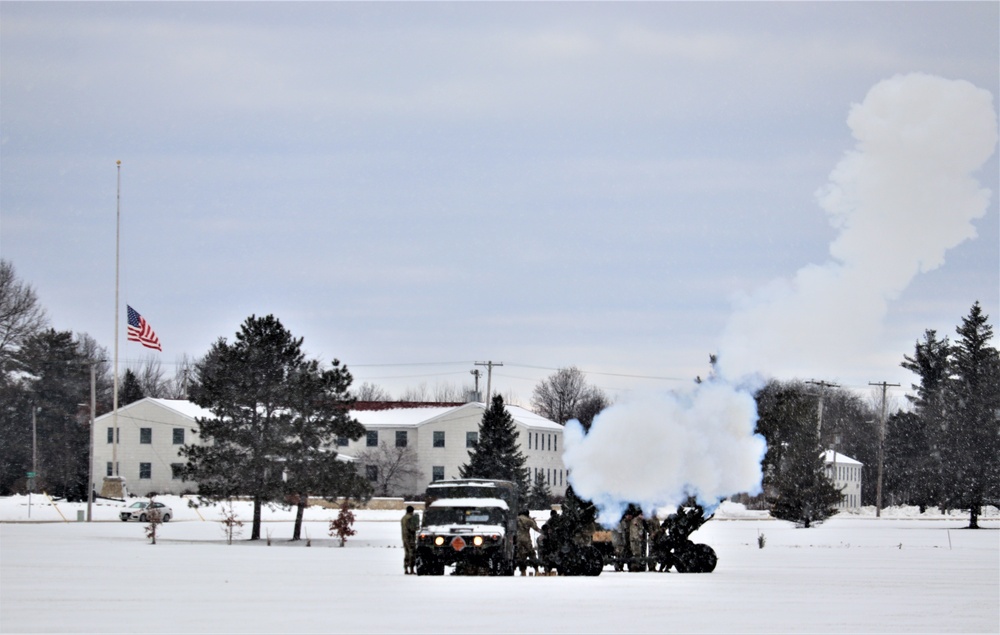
434, 536, 445, 546
472, 536, 484, 547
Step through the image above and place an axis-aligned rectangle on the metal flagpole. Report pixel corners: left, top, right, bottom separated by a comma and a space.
112, 160, 121, 477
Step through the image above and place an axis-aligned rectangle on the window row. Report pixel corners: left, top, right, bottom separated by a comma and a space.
107, 427, 186, 445
532, 467, 564, 488
527, 431, 557, 452
363, 430, 479, 449
105, 462, 189, 480
366, 464, 447, 482
827, 465, 861, 482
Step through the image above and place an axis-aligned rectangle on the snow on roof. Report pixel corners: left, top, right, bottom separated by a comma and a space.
428, 497, 509, 510
823, 450, 862, 465
352, 402, 563, 431
148, 398, 215, 421
351, 406, 457, 427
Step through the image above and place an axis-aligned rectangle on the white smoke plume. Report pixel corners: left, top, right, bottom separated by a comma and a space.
716, 73, 998, 382
564, 73, 998, 525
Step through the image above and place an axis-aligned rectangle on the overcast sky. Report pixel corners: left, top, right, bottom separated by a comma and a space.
2, 2, 997, 405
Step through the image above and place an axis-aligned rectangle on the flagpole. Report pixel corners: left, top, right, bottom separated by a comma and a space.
112, 160, 120, 478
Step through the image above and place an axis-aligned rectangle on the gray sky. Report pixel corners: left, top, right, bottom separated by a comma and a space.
2, 2, 997, 404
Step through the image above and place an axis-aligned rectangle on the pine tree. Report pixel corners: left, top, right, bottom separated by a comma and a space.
119, 368, 145, 406
527, 470, 552, 511
182, 315, 366, 540
899, 329, 951, 510
941, 302, 1000, 528
459, 394, 529, 496
769, 408, 842, 528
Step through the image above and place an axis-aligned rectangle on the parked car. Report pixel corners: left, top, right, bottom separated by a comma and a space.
119, 500, 172, 523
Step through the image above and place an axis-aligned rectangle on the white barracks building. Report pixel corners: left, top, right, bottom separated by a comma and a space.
91, 398, 566, 498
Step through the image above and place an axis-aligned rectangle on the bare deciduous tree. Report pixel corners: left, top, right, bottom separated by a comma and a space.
357, 441, 422, 497
0, 260, 48, 368
531, 366, 610, 430
353, 381, 392, 401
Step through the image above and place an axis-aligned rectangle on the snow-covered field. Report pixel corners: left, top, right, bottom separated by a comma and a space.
1, 496, 997, 634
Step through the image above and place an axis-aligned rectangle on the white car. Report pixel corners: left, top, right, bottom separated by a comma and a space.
119, 500, 172, 522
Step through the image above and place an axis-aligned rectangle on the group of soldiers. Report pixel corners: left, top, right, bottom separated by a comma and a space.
610, 505, 668, 572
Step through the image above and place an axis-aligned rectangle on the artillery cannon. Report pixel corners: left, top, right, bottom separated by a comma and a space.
545, 497, 719, 575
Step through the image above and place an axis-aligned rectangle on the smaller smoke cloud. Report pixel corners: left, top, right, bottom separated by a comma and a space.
563, 381, 765, 526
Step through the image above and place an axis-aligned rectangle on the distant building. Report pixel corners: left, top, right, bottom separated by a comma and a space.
344, 401, 566, 498
90, 398, 566, 499
824, 450, 863, 510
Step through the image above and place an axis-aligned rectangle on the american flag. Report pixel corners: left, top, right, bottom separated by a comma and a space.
127, 305, 162, 351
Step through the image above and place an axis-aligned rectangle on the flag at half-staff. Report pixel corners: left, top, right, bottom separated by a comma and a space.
127, 305, 162, 351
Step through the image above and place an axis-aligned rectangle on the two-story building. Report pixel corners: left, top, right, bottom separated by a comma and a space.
824, 450, 863, 510
90, 398, 566, 499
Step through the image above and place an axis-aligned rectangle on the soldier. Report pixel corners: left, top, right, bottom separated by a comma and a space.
516, 509, 541, 576
401, 505, 420, 574
612, 511, 629, 571
629, 511, 646, 572
538, 509, 560, 574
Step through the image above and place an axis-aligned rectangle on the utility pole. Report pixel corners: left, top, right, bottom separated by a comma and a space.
29, 404, 37, 519
869, 381, 900, 518
86, 361, 98, 522
474, 361, 503, 404
806, 380, 840, 437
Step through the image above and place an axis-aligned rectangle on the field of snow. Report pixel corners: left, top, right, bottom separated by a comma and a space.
1, 495, 997, 634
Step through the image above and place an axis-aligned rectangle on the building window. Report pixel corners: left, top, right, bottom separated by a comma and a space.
432, 466, 444, 482
106, 427, 118, 444
106, 462, 113, 477
336, 435, 349, 447
554, 435, 557, 452
395, 431, 408, 448
140, 428, 152, 444
433, 431, 445, 448
466, 431, 478, 448
171, 463, 184, 480
527, 433, 532, 450
366, 465, 379, 482
172, 428, 185, 445
139, 463, 151, 479
366, 430, 378, 447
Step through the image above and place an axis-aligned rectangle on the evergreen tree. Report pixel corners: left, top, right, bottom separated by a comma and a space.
899, 328, 951, 510
883, 410, 935, 509
8, 330, 95, 499
182, 315, 364, 540
941, 302, 1000, 528
526, 470, 552, 511
118, 368, 145, 406
282, 357, 370, 540
459, 394, 529, 496
769, 420, 843, 528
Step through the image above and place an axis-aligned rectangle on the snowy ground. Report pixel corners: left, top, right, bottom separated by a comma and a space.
1, 496, 997, 634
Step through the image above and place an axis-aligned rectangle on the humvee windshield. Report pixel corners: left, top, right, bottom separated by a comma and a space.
426, 485, 499, 500
424, 506, 507, 526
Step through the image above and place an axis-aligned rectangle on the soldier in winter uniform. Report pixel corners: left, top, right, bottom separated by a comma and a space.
401, 505, 420, 574
628, 512, 647, 571
516, 510, 541, 576
537, 509, 560, 575
612, 512, 630, 571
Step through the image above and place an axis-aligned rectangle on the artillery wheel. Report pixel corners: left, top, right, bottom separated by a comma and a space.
674, 543, 717, 573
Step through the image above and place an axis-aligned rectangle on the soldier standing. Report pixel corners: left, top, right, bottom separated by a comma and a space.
629, 512, 646, 572
401, 505, 420, 574
516, 510, 541, 576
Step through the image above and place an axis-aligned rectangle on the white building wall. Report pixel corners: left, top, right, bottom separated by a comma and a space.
824, 451, 863, 510
91, 399, 202, 497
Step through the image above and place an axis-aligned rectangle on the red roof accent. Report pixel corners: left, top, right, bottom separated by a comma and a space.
352, 401, 467, 411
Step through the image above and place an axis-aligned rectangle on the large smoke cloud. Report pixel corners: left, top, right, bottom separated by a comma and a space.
564, 73, 998, 525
